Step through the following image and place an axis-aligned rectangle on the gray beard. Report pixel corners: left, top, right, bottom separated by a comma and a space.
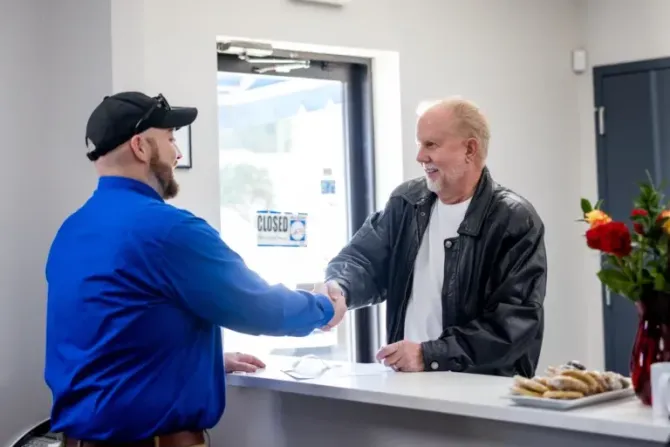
425, 165, 468, 194
425, 176, 441, 193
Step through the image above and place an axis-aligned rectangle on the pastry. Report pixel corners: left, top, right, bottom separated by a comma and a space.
511, 385, 543, 397
560, 369, 599, 394
602, 372, 623, 391
602, 371, 629, 390
514, 375, 549, 394
533, 376, 553, 389
546, 375, 589, 394
545, 366, 559, 377
615, 373, 630, 389
545, 363, 579, 376
509, 360, 632, 400
586, 371, 609, 393
543, 390, 584, 400
545, 365, 573, 376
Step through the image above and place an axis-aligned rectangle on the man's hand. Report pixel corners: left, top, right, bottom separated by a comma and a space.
224, 352, 266, 373
314, 280, 347, 331
376, 340, 424, 372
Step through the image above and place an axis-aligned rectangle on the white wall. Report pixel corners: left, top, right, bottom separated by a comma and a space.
3, 0, 670, 443
0, 0, 111, 442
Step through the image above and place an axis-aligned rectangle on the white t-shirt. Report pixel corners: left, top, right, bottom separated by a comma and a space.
403, 198, 471, 343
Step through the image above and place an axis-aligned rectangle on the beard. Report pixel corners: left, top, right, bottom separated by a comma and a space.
147, 143, 179, 200
425, 163, 467, 194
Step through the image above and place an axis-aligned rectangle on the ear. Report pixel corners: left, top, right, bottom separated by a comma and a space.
465, 138, 479, 163
128, 134, 150, 163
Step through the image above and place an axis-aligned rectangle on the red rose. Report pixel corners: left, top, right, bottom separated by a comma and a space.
631, 208, 648, 234
585, 221, 632, 257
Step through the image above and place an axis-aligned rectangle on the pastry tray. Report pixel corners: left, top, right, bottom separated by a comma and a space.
506, 387, 635, 410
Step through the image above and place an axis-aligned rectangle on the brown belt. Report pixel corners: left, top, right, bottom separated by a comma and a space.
64, 431, 205, 447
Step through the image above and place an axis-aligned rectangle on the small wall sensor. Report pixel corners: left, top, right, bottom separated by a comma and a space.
572, 49, 587, 74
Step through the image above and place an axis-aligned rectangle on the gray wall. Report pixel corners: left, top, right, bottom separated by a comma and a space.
0, 0, 111, 442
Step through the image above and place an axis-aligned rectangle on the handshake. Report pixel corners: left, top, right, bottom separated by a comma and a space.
312, 280, 347, 331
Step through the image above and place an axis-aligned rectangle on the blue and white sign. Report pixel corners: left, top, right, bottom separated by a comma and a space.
320, 179, 336, 194
256, 210, 308, 247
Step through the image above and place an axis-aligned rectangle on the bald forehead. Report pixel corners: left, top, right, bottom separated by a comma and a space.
420, 102, 453, 121
417, 103, 457, 135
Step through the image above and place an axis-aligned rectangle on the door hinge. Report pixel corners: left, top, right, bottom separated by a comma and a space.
595, 106, 605, 135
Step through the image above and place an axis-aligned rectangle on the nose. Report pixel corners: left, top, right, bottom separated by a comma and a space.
172, 146, 182, 168
416, 146, 429, 164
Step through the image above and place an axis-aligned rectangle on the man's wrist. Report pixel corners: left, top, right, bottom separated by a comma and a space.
326, 279, 348, 304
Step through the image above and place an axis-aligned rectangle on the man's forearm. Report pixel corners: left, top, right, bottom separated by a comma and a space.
325, 206, 393, 309
163, 217, 336, 336
420, 302, 543, 373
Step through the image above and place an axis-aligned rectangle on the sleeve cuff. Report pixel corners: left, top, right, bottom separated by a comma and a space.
420, 339, 464, 372
314, 293, 335, 326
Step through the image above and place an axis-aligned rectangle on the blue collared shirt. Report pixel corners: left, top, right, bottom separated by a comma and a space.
44, 176, 334, 441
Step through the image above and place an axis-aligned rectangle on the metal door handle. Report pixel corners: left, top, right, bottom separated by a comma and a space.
597, 106, 605, 135
598, 106, 605, 135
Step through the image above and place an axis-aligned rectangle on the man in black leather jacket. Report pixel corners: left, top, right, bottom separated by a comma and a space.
324, 98, 547, 378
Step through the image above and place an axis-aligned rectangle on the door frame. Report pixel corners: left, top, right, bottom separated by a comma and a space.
593, 56, 670, 371
217, 51, 380, 363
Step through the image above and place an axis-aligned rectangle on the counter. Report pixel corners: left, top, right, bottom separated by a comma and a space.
211, 356, 670, 446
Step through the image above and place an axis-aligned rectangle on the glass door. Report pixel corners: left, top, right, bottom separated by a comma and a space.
217, 64, 357, 361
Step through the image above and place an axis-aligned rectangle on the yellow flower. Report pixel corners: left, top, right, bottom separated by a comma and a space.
659, 210, 670, 234
585, 210, 612, 228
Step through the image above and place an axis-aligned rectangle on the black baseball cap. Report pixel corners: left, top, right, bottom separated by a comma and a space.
85, 91, 198, 161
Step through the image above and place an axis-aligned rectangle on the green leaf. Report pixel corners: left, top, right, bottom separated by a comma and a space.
581, 198, 593, 214
595, 199, 604, 210
647, 267, 665, 290
597, 268, 633, 296
655, 274, 666, 291
645, 170, 655, 187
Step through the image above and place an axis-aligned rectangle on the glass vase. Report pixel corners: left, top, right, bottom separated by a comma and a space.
630, 291, 670, 405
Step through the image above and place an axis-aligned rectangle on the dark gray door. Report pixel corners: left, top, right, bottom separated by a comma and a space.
595, 58, 670, 375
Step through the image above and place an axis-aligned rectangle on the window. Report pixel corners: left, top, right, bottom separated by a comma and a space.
216, 47, 377, 362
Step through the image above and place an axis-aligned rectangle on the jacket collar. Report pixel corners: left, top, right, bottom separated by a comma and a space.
404, 166, 495, 237
458, 166, 495, 236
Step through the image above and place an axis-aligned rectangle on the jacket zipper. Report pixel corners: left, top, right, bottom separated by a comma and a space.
394, 267, 414, 342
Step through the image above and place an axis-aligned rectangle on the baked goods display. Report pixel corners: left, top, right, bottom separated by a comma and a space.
510, 360, 630, 400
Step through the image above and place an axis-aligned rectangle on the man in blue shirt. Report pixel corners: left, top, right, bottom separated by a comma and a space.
45, 92, 346, 447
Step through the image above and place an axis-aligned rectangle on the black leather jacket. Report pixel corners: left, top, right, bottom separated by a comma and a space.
325, 167, 547, 377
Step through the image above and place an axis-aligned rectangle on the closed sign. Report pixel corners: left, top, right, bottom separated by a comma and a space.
256, 211, 307, 247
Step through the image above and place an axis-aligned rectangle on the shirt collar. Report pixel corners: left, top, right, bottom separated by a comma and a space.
96, 176, 164, 201
411, 167, 495, 237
